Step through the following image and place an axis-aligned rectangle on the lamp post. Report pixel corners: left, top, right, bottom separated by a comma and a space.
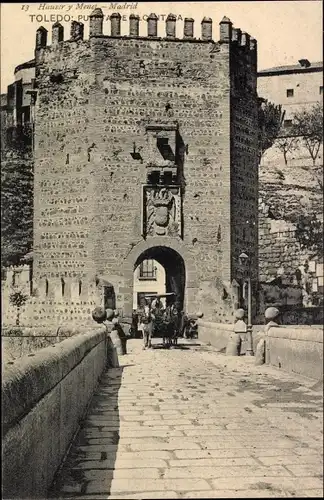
239, 252, 254, 356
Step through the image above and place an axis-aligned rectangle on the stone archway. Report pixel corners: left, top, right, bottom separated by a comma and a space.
122, 237, 199, 317
134, 246, 185, 310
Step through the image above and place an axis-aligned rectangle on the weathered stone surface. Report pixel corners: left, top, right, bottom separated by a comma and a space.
226, 332, 241, 356
265, 307, 280, 321
198, 319, 233, 350
266, 325, 323, 379
235, 308, 245, 320
50, 338, 323, 498
255, 338, 265, 365
2, 327, 109, 499
2, 326, 106, 431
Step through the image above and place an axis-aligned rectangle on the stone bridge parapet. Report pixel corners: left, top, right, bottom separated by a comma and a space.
265, 325, 323, 381
197, 318, 323, 381
2, 325, 109, 499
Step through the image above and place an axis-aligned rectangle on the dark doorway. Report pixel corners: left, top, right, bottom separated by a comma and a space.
104, 285, 116, 310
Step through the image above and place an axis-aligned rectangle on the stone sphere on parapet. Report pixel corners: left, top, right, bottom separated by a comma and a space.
92, 307, 107, 324
265, 307, 280, 321
196, 311, 204, 318
234, 308, 245, 320
106, 309, 115, 321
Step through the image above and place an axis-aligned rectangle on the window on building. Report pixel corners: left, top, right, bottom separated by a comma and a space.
320, 86, 323, 95
286, 89, 294, 98
312, 278, 318, 292
21, 106, 30, 124
284, 119, 293, 128
139, 260, 156, 279
29, 263, 33, 295
104, 285, 116, 310
7, 84, 15, 100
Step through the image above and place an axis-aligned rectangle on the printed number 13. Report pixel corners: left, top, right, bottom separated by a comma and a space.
21, 5, 29, 11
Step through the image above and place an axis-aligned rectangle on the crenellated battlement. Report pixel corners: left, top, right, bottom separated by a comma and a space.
1, 263, 109, 327
35, 10, 256, 55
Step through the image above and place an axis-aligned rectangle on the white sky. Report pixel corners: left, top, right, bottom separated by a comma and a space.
1, 1, 323, 93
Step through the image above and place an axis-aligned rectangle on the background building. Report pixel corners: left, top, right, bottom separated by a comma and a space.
257, 59, 323, 166
133, 259, 166, 309
258, 59, 322, 121
1, 59, 36, 150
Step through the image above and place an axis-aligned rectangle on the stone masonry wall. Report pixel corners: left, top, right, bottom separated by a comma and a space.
1, 265, 98, 327
258, 198, 317, 283
32, 15, 259, 323
230, 38, 259, 284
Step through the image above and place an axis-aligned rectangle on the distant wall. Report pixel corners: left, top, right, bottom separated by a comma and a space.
1, 265, 100, 327
279, 305, 323, 325
266, 325, 323, 380
259, 209, 309, 284
258, 199, 323, 311
2, 326, 108, 499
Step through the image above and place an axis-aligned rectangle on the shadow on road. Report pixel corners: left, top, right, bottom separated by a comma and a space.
48, 364, 127, 498
152, 341, 201, 350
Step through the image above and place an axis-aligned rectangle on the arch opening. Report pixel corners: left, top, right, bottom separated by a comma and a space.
133, 246, 186, 311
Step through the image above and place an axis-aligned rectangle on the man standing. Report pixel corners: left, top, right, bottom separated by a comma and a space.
170, 301, 181, 346
138, 298, 154, 349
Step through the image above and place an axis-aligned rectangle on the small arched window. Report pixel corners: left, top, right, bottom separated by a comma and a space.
61, 278, 65, 296
79, 280, 82, 296
45, 279, 49, 296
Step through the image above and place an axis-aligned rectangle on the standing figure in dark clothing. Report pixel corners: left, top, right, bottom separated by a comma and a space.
170, 302, 181, 346
162, 304, 173, 348
130, 309, 139, 338
138, 299, 154, 349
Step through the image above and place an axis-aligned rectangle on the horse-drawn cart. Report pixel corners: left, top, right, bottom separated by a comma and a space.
146, 293, 182, 348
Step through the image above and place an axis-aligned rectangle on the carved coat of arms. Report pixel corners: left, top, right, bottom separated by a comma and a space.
143, 186, 181, 237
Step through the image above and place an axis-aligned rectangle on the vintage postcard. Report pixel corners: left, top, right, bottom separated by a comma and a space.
1, 1, 323, 498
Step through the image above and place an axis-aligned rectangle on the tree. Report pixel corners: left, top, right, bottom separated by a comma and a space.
1, 152, 34, 267
274, 130, 298, 165
258, 98, 284, 161
9, 291, 29, 326
294, 213, 323, 256
292, 102, 323, 166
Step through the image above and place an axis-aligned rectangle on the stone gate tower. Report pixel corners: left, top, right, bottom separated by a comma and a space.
32, 11, 259, 326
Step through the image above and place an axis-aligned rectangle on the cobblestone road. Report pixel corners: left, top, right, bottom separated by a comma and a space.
51, 338, 323, 499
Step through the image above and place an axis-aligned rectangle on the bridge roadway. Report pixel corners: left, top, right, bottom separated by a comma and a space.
50, 338, 323, 499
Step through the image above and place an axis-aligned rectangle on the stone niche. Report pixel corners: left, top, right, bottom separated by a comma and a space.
145, 122, 179, 183
142, 185, 182, 238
